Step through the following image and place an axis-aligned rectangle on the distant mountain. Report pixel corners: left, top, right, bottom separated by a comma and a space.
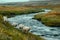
0, 1, 60, 6
30, 0, 50, 1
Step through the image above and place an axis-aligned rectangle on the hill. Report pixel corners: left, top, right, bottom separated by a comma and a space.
0, 1, 60, 6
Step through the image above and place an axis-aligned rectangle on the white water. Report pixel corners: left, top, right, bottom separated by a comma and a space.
7, 9, 60, 40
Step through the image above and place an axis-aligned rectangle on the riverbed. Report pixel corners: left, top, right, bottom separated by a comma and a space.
7, 9, 60, 40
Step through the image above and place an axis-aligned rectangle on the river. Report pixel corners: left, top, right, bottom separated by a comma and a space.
7, 9, 60, 40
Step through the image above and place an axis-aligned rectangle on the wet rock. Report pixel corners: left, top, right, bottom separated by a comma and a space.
31, 30, 37, 32
50, 29, 56, 31
54, 34, 59, 36
40, 35, 45, 36
32, 18, 36, 19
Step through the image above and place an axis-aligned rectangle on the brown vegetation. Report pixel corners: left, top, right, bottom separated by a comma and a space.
34, 10, 60, 27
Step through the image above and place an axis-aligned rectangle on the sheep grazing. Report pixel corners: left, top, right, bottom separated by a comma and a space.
16, 24, 24, 29
45, 9, 51, 12
12, 22, 18, 26
15, 24, 31, 33
3, 16, 8, 21
22, 26, 31, 33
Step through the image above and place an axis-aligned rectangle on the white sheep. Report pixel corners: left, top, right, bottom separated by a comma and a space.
3, 16, 8, 21
16, 24, 24, 29
45, 9, 51, 12
15, 24, 31, 33
12, 22, 18, 26
22, 26, 31, 33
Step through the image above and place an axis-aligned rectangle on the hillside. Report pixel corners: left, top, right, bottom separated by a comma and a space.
0, 1, 60, 6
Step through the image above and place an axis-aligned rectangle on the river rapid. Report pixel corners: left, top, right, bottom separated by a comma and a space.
7, 9, 60, 40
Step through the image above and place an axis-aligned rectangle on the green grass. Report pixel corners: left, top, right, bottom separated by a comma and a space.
41, 15, 60, 27
0, 9, 44, 17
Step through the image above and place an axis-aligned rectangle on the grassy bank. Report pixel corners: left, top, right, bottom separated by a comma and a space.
0, 6, 44, 17
34, 10, 60, 27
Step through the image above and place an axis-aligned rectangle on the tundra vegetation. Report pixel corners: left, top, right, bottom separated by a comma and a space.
0, 6, 44, 40
34, 10, 60, 27
0, 6, 45, 17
